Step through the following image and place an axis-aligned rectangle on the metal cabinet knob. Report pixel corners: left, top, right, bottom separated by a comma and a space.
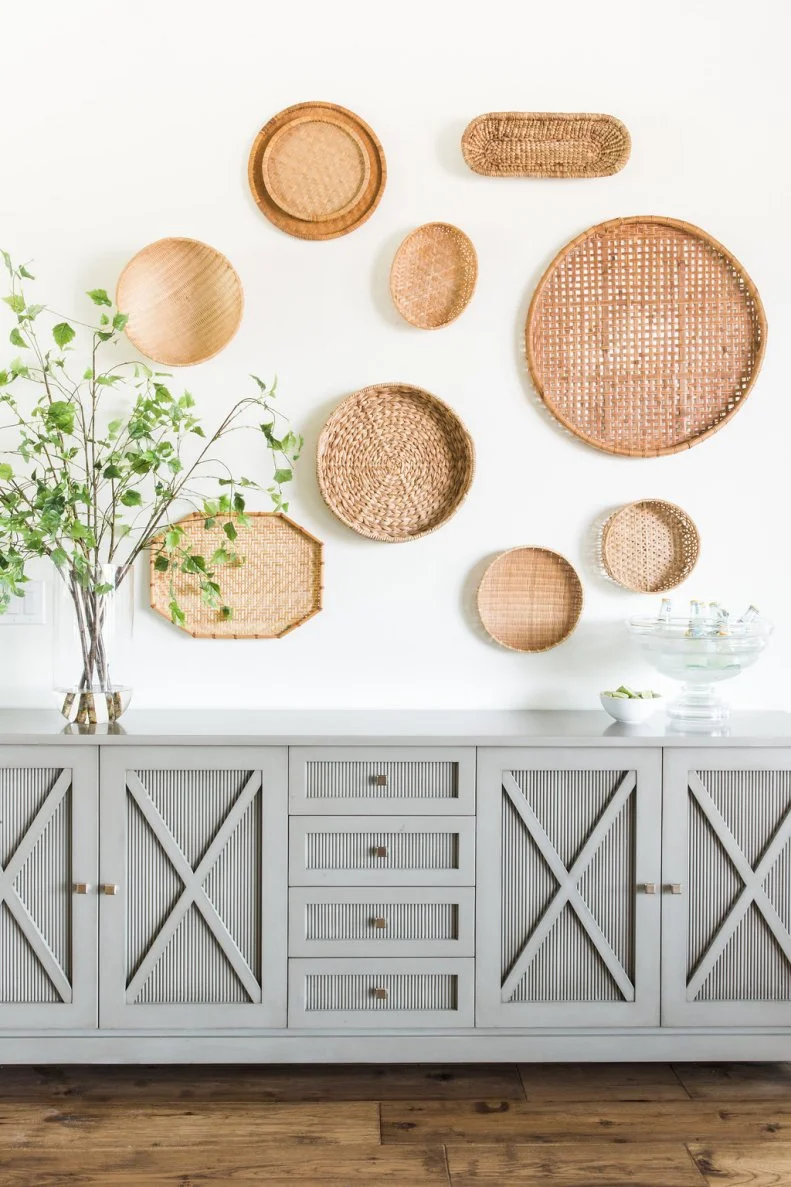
73, 882, 92, 895
372, 987, 388, 999
638, 882, 657, 895
666, 883, 683, 895
100, 883, 119, 896
372, 774, 387, 786
373, 917, 387, 929
373, 846, 388, 858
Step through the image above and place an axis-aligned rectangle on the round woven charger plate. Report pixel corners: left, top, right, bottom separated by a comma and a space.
149, 512, 323, 639
317, 383, 475, 543
390, 223, 478, 329
477, 547, 583, 652
248, 102, 386, 240
601, 499, 700, 593
116, 238, 243, 367
526, 216, 767, 457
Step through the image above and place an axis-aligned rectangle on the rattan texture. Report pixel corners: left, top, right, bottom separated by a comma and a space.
526, 216, 767, 457
461, 112, 630, 178
601, 500, 700, 593
248, 102, 386, 240
389, 223, 478, 329
149, 512, 323, 639
477, 547, 583, 652
116, 238, 243, 367
316, 383, 475, 543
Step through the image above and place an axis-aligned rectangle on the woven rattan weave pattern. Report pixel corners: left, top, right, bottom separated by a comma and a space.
526, 216, 767, 457
149, 512, 323, 639
601, 500, 700, 593
461, 112, 630, 178
389, 223, 478, 329
477, 547, 584, 652
316, 383, 475, 543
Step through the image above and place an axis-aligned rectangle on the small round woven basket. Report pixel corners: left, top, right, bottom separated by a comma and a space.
116, 238, 243, 367
601, 500, 700, 593
317, 383, 475, 543
390, 223, 478, 329
477, 547, 583, 652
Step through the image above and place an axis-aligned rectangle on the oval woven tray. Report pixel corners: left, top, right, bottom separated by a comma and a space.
526, 216, 767, 457
601, 500, 700, 593
248, 102, 386, 240
461, 112, 630, 178
477, 547, 583, 652
390, 223, 478, 329
317, 383, 475, 543
116, 238, 243, 367
149, 512, 323, 638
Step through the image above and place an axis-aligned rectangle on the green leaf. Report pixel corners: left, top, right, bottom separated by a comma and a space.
9, 328, 26, 348
120, 489, 142, 507
0, 372, 8, 386
45, 401, 75, 434
52, 322, 75, 349
153, 555, 169, 572
86, 288, 112, 307
25, 304, 45, 319
233, 492, 245, 512
273, 468, 292, 484
102, 463, 122, 479
220, 605, 233, 621
107, 418, 123, 438
0, 462, 12, 481
18, 265, 35, 280
169, 600, 186, 627
112, 311, 128, 331
2, 295, 25, 314
1, 251, 11, 272
165, 528, 183, 551
210, 547, 231, 566
223, 521, 237, 542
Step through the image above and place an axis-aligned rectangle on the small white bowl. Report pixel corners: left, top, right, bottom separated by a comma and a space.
600, 692, 662, 723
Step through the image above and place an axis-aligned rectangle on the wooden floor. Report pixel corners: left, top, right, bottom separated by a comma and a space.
1, 1063, 790, 1185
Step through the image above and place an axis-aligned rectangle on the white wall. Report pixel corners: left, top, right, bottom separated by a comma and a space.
0, 0, 789, 711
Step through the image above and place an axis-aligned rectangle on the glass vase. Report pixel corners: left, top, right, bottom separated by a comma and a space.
52, 563, 134, 725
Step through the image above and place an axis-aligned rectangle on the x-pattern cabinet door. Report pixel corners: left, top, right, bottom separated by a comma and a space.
99, 747, 287, 1029
476, 747, 662, 1028
0, 746, 98, 1029
663, 748, 791, 1027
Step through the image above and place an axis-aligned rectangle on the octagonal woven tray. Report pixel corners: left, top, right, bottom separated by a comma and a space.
390, 223, 478, 329
317, 383, 475, 542
461, 112, 630, 178
248, 102, 386, 240
601, 499, 700, 593
477, 547, 583, 652
526, 216, 767, 457
149, 512, 323, 638
116, 238, 243, 367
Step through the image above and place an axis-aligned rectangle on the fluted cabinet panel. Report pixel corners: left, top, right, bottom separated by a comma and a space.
306, 901, 458, 942
306, 760, 458, 801
136, 906, 248, 1005
510, 907, 620, 1002
0, 902, 58, 1003
306, 972, 457, 1012
305, 830, 458, 872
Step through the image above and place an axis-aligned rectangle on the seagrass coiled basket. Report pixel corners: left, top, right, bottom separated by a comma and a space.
526, 216, 767, 457
477, 547, 583, 652
317, 383, 475, 542
461, 112, 630, 178
601, 500, 700, 593
390, 223, 478, 329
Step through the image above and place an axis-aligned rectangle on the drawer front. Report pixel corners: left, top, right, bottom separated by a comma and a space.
289, 887, 475, 956
288, 958, 474, 1028
289, 747, 476, 815
289, 817, 475, 886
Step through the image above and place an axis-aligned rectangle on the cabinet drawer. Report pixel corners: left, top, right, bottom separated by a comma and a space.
288, 887, 475, 956
288, 958, 474, 1028
289, 817, 475, 886
289, 747, 475, 815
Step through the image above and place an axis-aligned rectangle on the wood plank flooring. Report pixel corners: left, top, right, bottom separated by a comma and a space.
0, 1062, 789, 1185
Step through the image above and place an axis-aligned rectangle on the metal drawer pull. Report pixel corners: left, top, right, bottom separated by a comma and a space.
372, 774, 388, 786
73, 882, 92, 895
100, 883, 120, 896
372, 987, 388, 999
666, 883, 683, 895
638, 882, 657, 895
373, 917, 387, 928
373, 846, 388, 858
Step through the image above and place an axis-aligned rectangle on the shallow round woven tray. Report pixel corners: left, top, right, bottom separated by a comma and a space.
116, 238, 243, 367
390, 223, 478, 329
477, 547, 583, 652
248, 102, 386, 240
601, 500, 700, 593
149, 512, 323, 638
317, 383, 475, 543
461, 112, 630, 178
526, 216, 767, 457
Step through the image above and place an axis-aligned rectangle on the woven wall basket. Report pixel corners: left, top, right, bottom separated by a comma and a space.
248, 102, 386, 240
390, 223, 478, 329
477, 547, 583, 652
116, 238, 243, 367
149, 512, 323, 639
526, 216, 767, 457
601, 499, 700, 593
461, 112, 630, 178
317, 383, 475, 543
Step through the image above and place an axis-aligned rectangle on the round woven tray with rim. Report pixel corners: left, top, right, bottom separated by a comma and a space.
116, 238, 243, 367
149, 512, 323, 638
477, 547, 583, 652
526, 216, 767, 457
317, 383, 475, 543
390, 222, 478, 329
461, 112, 630, 178
248, 102, 386, 240
601, 499, 700, 593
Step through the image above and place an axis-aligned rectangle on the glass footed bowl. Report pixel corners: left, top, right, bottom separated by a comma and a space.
626, 615, 773, 723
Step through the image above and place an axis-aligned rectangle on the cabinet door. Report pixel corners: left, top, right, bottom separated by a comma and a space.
99, 747, 287, 1029
0, 746, 97, 1029
477, 748, 662, 1028
663, 748, 791, 1027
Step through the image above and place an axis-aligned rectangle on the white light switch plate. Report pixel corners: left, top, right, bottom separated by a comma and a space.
0, 580, 46, 625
